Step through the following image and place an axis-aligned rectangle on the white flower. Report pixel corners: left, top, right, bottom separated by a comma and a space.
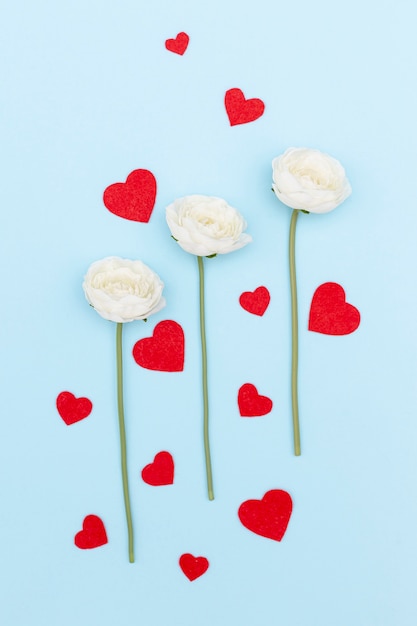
83, 257, 165, 323
272, 147, 352, 214
166, 194, 252, 256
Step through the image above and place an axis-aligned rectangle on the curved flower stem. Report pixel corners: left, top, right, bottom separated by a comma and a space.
197, 256, 214, 500
289, 210, 301, 456
116, 322, 135, 562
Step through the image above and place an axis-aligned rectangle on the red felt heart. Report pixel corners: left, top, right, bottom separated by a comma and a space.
179, 553, 209, 581
308, 282, 360, 335
239, 286, 270, 316
103, 169, 157, 222
56, 391, 92, 425
238, 383, 273, 417
224, 88, 265, 126
165, 32, 189, 55
74, 515, 108, 549
141, 451, 174, 486
132, 320, 185, 372
238, 490, 293, 542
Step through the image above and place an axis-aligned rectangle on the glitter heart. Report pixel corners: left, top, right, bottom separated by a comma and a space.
179, 553, 209, 581
132, 320, 185, 372
224, 88, 265, 126
103, 169, 157, 223
308, 282, 360, 335
239, 286, 270, 316
141, 451, 174, 486
74, 515, 108, 549
238, 490, 292, 541
165, 32, 189, 55
56, 391, 92, 425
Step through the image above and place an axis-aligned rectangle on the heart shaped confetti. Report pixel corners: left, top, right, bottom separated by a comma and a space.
132, 320, 185, 372
165, 32, 189, 55
56, 391, 92, 425
224, 88, 265, 126
74, 515, 108, 550
238, 383, 273, 417
179, 553, 209, 581
238, 490, 293, 542
308, 282, 360, 335
239, 286, 270, 316
103, 169, 157, 223
141, 451, 174, 486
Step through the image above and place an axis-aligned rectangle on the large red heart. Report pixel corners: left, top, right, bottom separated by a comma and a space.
239, 286, 270, 316
132, 320, 185, 372
74, 515, 108, 549
238, 383, 273, 417
238, 490, 293, 542
179, 553, 209, 581
308, 282, 360, 335
141, 451, 174, 486
224, 88, 265, 126
56, 391, 92, 425
165, 32, 189, 55
103, 169, 157, 222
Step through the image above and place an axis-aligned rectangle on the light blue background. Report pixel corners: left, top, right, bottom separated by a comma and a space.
1, 1, 417, 624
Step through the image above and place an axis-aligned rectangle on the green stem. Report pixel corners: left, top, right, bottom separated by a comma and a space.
197, 256, 214, 500
289, 210, 301, 456
116, 322, 135, 562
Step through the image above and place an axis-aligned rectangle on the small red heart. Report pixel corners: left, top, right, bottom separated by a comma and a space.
56, 391, 92, 425
308, 282, 360, 335
238, 490, 293, 542
141, 451, 174, 486
224, 88, 265, 126
165, 32, 189, 55
103, 169, 157, 223
238, 383, 273, 417
239, 286, 270, 316
132, 320, 185, 372
74, 515, 108, 549
179, 553, 209, 581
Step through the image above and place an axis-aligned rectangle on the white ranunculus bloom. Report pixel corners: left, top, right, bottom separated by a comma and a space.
272, 147, 352, 214
166, 194, 252, 256
83, 257, 165, 323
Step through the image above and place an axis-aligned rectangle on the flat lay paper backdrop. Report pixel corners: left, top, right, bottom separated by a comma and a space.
1, 1, 417, 625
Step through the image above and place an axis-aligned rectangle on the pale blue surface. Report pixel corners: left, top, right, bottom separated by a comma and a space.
1, 1, 417, 624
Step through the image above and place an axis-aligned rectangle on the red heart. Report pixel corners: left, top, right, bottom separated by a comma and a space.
238, 490, 293, 542
238, 383, 273, 417
224, 88, 265, 126
132, 320, 185, 372
179, 553, 209, 581
239, 286, 270, 316
141, 451, 174, 486
308, 282, 360, 335
56, 391, 92, 425
74, 515, 108, 549
103, 169, 157, 222
165, 32, 189, 55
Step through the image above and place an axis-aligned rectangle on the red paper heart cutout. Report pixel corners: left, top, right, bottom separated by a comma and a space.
165, 32, 189, 55
238, 490, 293, 542
56, 391, 92, 425
141, 451, 174, 486
239, 286, 270, 316
308, 282, 360, 335
179, 553, 209, 581
238, 383, 273, 417
225, 88, 265, 126
74, 515, 108, 549
132, 320, 185, 372
103, 169, 157, 222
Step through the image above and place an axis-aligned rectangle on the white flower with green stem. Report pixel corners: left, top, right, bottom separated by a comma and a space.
166, 195, 252, 499
83, 256, 165, 562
